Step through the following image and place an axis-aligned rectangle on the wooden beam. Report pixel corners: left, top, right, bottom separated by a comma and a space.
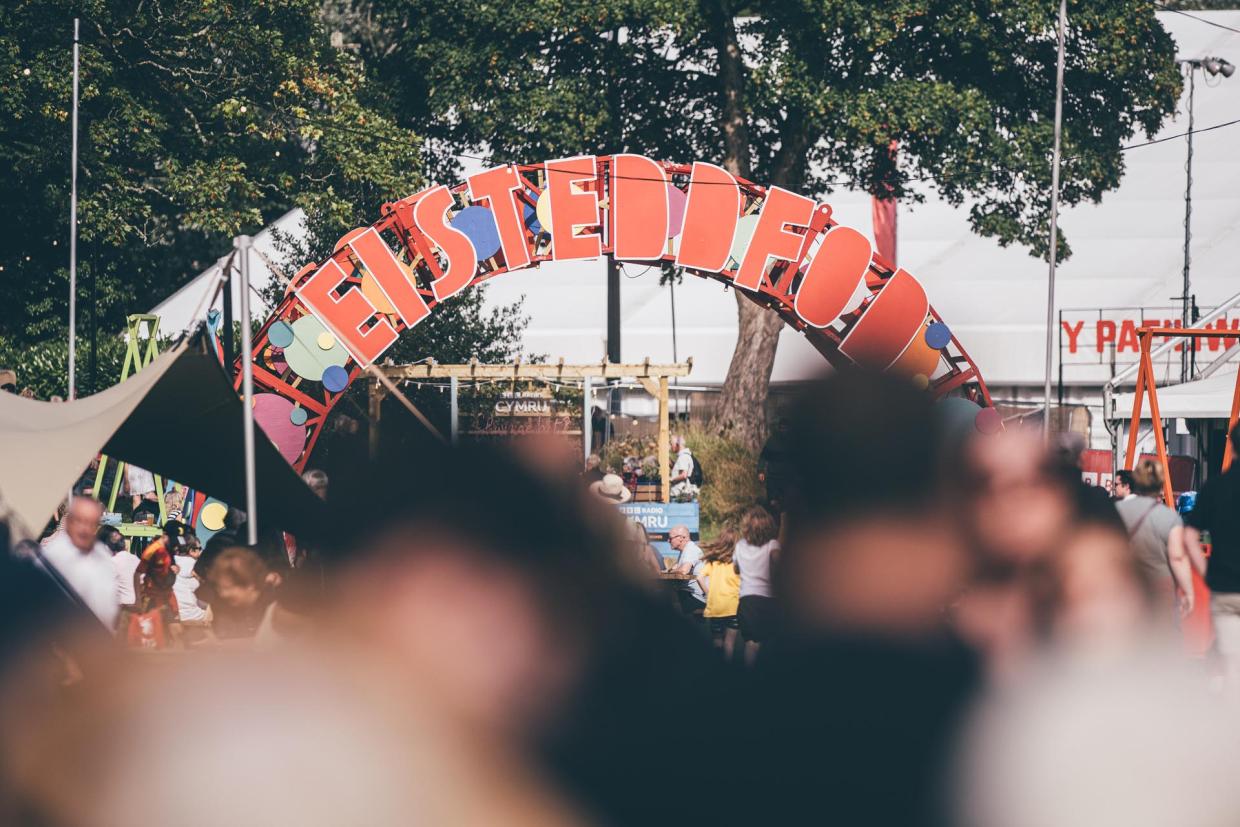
658, 376, 670, 503
368, 380, 385, 459
379, 360, 693, 380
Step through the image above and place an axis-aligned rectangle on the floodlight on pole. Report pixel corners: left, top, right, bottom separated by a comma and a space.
1175, 55, 1233, 383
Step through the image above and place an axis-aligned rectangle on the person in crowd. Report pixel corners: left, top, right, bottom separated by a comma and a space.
173, 536, 209, 629
126, 464, 158, 513
698, 525, 741, 660
131, 520, 189, 646
582, 454, 604, 485
669, 524, 706, 617
132, 492, 161, 525
1044, 513, 1161, 652
1114, 469, 1134, 501
1185, 421, 1240, 691
627, 521, 663, 576
203, 546, 305, 644
734, 506, 780, 665
328, 440, 732, 825
39, 497, 120, 631
1115, 458, 1195, 619
101, 525, 138, 616
302, 468, 329, 500
588, 472, 632, 504
739, 369, 981, 827
0, 368, 16, 393
668, 434, 698, 500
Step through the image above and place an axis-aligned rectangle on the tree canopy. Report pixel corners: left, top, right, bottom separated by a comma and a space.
334, 0, 1182, 448
0, 0, 421, 351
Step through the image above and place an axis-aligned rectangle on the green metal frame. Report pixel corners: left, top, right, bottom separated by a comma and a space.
93, 314, 170, 525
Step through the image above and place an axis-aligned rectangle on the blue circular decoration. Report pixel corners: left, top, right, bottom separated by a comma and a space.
268, 320, 295, 348
924, 321, 952, 350
523, 190, 542, 234
289, 405, 308, 426
321, 365, 349, 393
450, 205, 502, 261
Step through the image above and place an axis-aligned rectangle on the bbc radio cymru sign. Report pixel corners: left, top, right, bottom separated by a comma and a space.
291, 155, 948, 379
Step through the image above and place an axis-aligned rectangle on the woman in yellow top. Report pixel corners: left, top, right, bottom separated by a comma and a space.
697, 526, 741, 661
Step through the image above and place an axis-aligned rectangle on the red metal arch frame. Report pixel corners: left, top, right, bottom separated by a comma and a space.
236, 157, 994, 471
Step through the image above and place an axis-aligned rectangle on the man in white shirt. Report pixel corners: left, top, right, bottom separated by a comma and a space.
173, 545, 208, 623
40, 497, 120, 631
670, 524, 706, 614
669, 436, 699, 500
101, 525, 139, 608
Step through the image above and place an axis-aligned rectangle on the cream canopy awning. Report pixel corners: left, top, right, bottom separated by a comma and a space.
0, 334, 324, 539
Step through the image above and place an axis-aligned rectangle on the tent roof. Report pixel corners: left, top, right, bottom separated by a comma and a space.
1112, 366, 1240, 420
0, 334, 325, 539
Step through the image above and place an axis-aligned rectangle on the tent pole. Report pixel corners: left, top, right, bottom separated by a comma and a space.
236, 235, 259, 544
68, 18, 80, 402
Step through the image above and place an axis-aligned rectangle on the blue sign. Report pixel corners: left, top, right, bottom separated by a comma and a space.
618, 502, 700, 567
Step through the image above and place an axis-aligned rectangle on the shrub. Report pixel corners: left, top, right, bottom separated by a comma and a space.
679, 424, 764, 541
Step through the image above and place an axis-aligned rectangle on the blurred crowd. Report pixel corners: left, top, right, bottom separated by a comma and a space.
2, 369, 1240, 826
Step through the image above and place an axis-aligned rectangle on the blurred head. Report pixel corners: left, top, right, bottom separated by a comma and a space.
1113, 470, 1133, 499
1046, 517, 1155, 648
330, 443, 625, 738
701, 525, 738, 563
206, 547, 269, 610
959, 429, 1074, 566
65, 497, 103, 553
668, 525, 690, 552
1130, 459, 1164, 498
671, 434, 685, 452
740, 506, 777, 546
585, 454, 601, 471
97, 525, 126, 554
777, 370, 971, 634
302, 468, 329, 500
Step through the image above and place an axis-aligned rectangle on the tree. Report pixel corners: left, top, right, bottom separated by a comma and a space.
331, 0, 1182, 451
0, 0, 420, 391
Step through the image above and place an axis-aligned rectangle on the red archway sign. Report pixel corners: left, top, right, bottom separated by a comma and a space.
236, 156, 994, 471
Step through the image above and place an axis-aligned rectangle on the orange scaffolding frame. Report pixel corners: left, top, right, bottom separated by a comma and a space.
1124, 326, 1240, 655
1125, 326, 1240, 493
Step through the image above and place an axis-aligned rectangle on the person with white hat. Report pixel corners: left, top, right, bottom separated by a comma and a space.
589, 473, 632, 504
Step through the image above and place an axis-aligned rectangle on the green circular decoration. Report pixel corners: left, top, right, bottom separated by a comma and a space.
283, 315, 349, 380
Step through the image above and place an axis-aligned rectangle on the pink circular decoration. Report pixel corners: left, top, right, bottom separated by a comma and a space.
252, 393, 307, 463
667, 184, 688, 238
975, 407, 1002, 435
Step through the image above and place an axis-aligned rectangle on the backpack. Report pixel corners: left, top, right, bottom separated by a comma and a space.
689, 455, 705, 487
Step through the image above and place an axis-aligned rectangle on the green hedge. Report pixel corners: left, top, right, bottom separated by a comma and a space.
0, 335, 132, 399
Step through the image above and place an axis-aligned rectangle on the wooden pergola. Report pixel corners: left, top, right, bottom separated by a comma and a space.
368, 359, 693, 501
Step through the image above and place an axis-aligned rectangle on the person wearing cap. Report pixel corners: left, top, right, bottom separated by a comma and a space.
589, 473, 632, 505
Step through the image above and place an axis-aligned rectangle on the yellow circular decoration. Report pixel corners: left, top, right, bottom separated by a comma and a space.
360, 273, 397, 315
316, 331, 336, 350
201, 502, 228, 532
911, 373, 930, 390
535, 191, 553, 236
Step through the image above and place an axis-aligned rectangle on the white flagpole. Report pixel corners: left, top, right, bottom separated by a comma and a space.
1043, 0, 1068, 441
68, 18, 80, 400
236, 236, 258, 544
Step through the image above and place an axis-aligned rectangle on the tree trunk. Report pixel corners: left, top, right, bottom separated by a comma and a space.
704, 0, 808, 453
